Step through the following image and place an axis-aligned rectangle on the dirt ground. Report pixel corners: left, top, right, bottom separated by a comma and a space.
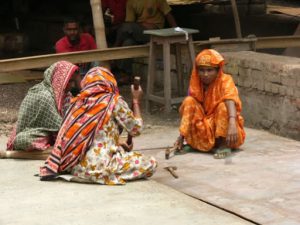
0, 81, 181, 137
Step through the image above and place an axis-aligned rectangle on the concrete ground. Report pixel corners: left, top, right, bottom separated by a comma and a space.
0, 133, 252, 225
1, 125, 299, 225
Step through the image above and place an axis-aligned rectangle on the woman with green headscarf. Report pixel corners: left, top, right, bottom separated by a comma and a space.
5, 61, 80, 156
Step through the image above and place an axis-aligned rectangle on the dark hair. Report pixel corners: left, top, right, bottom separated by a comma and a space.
63, 17, 79, 27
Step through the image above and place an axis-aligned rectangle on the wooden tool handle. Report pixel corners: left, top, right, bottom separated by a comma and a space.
126, 76, 141, 147
164, 166, 179, 179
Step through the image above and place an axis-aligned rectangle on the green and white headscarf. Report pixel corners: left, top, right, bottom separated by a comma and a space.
7, 61, 78, 151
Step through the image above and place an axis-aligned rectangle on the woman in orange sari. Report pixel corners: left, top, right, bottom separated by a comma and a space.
40, 67, 157, 184
176, 49, 245, 155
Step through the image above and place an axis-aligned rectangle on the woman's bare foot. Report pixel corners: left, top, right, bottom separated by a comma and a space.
174, 135, 184, 151
213, 148, 232, 159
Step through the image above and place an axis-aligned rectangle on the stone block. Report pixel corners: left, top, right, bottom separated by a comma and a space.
294, 89, 300, 98
271, 83, 280, 94
264, 82, 272, 93
292, 98, 300, 110
256, 82, 265, 91
297, 79, 300, 87
251, 69, 265, 90
278, 86, 286, 96
238, 69, 252, 88
224, 63, 238, 76
288, 66, 300, 77
238, 67, 251, 76
286, 87, 294, 97
266, 73, 281, 84
281, 77, 297, 87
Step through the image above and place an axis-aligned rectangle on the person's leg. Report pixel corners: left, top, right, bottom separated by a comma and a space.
178, 96, 215, 152
212, 102, 244, 158
114, 22, 136, 47
130, 24, 150, 44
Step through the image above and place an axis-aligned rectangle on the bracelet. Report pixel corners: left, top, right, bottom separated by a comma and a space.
229, 116, 236, 118
132, 100, 139, 104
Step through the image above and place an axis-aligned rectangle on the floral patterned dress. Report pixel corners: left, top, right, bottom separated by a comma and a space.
70, 97, 157, 185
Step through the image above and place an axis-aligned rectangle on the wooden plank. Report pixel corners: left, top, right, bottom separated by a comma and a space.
171, 97, 184, 104
256, 36, 300, 49
0, 70, 43, 84
148, 95, 165, 104
268, 4, 300, 17
0, 45, 149, 72
1, 149, 51, 160
1, 35, 300, 74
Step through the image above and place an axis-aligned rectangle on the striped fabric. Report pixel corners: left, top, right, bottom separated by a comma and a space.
40, 67, 119, 178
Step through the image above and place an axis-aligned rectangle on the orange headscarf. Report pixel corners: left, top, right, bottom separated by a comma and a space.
188, 49, 242, 115
40, 67, 120, 177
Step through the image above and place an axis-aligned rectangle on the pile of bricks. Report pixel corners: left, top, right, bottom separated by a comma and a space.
224, 51, 300, 140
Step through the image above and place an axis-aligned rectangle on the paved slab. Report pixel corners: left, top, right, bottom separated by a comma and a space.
135, 126, 300, 225
0, 136, 251, 225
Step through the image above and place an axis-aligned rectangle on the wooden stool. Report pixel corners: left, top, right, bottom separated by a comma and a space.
144, 28, 199, 113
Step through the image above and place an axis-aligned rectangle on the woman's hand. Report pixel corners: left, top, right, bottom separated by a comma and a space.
120, 141, 133, 152
226, 118, 238, 146
131, 85, 143, 102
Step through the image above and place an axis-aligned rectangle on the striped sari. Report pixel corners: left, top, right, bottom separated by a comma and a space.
40, 67, 157, 184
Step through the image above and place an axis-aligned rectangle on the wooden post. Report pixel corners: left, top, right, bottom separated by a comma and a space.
90, 0, 110, 68
230, 0, 242, 39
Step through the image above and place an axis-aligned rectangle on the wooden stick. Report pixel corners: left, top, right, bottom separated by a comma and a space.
90, 0, 110, 68
126, 76, 141, 147
0, 148, 52, 160
230, 0, 242, 38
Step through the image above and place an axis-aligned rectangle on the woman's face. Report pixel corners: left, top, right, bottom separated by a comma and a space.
66, 71, 82, 95
197, 65, 219, 86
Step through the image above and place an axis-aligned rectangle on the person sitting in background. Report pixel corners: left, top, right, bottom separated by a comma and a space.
6, 61, 81, 154
113, 0, 177, 84
55, 18, 97, 76
40, 67, 157, 184
175, 49, 246, 157
102, 0, 127, 46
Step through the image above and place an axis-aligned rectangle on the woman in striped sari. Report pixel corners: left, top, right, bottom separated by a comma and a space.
40, 67, 157, 185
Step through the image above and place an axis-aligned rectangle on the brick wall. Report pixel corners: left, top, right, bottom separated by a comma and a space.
223, 51, 300, 140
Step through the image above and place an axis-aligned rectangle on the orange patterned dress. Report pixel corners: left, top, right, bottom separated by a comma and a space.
179, 49, 246, 152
